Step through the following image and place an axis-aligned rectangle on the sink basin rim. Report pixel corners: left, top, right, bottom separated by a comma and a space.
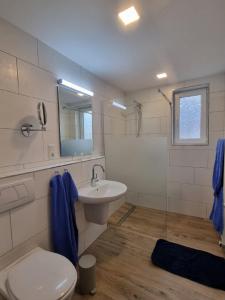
78, 180, 127, 204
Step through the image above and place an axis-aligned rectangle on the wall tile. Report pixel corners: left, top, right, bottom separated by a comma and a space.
160, 117, 170, 135
34, 168, 53, 199
44, 101, 58, 131
142, 101, 169, 118
195, 168, 212, 186
142, 117, 161, 134
103, 116, 112, 135
126, 119, 137, 135
208, 74, 225, 93
0, 51, 18, 93
167, 182, 181, 200
138, 193, 167, 210
92, 96, 103, 115
0, 90, 38, 129
11, 197, 49, 247
209, 91, 225, 112
42, 130, 60, 161
169, 149, 208, 167
209, 112, 224, 131
0, 212, 12, 256
93, 133, 104, 155
168, 198, 206, 218
65, 162, 83, 185
168, 166, 194, 184
112, 118, 126, 136
0, 129, 44, 167
18, 60, 57, 101
93, 113, 103, 135
208, 150, 215, 168
181, 184, 213, 204
0, 17, 38, 65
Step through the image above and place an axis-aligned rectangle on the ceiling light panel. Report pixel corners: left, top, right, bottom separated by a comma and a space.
156, 73, 167, 79
118, 6, 140, 26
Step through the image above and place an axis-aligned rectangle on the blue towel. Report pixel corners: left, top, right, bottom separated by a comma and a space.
210, 139, 225, 234
50, 173, 79, 266
62, 171, 79, 264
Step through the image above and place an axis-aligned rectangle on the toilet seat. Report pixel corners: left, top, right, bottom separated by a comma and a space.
6, 248, 77, 300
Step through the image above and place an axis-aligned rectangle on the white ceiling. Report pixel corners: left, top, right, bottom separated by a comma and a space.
0, 0, 224, 91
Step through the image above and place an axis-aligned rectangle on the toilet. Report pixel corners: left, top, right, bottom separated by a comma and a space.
0, 247, 77, 300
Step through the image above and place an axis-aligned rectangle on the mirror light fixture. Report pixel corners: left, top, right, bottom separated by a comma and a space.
112, 101, 127, 110
118, 6, 140, 26
156, 73, 167, 79
58, 79, 94, 97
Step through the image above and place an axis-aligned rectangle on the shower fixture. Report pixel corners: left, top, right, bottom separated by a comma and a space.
21, 102, 47, 137
158, 89, 172, 107
134, 100, 142, 137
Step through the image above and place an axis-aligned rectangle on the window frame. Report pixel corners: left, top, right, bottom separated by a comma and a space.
172, 85, 209, 146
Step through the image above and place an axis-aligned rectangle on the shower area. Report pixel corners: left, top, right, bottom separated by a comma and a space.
103, 91, 171, 238
103, 83, 222, 250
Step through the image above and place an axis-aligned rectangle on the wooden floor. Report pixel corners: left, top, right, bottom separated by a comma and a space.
74, 204, 225, 300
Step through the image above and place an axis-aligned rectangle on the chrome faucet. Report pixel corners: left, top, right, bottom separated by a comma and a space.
91, 164, 105, 186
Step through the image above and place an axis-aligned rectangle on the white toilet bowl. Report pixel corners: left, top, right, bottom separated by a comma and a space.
0, 247, 77, 300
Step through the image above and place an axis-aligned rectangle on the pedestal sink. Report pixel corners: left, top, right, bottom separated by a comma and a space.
78, 180, 127, 224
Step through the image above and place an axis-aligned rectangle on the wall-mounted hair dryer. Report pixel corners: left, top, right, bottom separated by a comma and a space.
21, 102, 47, 137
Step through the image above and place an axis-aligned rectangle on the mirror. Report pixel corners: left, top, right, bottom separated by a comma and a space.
58, 85, 93, 157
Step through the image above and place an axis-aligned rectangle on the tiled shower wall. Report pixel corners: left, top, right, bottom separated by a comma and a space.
0, 17, 124, 269
126, 73, 225, 218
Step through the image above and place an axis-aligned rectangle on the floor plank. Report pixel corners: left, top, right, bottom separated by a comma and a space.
73, 204, 225, 300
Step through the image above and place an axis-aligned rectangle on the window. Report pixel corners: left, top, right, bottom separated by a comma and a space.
173, 85, 209, 145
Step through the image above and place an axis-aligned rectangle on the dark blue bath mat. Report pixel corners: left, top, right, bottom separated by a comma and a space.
151, 239, 225, 290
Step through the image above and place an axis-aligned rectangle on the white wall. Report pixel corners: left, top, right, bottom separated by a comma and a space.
0, 17, 124, 269
126, 73, 225, 218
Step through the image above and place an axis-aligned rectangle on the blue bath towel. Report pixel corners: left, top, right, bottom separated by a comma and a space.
210, 139, 225, 234
63, 171, 79, 264
50, 173, 78, 266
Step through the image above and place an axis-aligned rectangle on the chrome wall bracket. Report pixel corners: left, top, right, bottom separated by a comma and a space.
21, 123, 46, 137
21, 102, 47, 137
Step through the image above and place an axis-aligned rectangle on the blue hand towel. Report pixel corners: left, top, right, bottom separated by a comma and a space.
210, 139, 225, 234
50, 173, 78, 266
63, 171, 79, 265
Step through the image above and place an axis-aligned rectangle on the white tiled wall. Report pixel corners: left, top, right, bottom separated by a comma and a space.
0, 17, 124, 269
126, 73, 225, 218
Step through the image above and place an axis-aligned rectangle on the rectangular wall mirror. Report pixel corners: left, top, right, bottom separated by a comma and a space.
58, 84, 93, 157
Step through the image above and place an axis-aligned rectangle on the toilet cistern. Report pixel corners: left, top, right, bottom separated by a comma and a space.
91, 164, 105, 186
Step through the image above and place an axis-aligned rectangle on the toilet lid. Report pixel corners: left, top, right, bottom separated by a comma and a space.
7, 249, 77, 300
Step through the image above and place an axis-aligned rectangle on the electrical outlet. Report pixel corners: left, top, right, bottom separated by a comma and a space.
48, 144, 56, 160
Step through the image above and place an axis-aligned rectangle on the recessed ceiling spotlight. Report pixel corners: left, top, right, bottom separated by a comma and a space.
156, 73, 167, 79
118, 6, 140, 26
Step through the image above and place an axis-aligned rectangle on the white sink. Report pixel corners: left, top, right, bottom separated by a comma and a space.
79, 180, 127, 204
78, 180, 127, 224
